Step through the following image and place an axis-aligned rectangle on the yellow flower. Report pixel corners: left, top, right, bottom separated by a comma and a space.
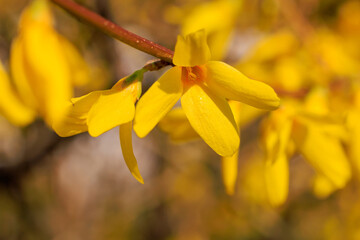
10, 0, 89, 125
262, 94, 351, 206
0, 61, 36, 126
53, 71, 145, 184
134, 30, 280, 157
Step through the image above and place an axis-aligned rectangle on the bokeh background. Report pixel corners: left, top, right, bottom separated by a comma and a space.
1, 0, 360, 239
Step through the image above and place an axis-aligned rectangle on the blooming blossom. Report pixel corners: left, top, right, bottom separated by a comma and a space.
53, 72, 145, 184
134, 29, 280, 157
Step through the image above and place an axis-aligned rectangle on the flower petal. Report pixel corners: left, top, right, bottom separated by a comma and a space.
221, 150, 238, 195
134, 67, 183, 138
181, 84, 239, 157
22, 23, 72, 125
347, 110, 360, 175
87, 90, 135, 137
206, 61, 280, 110
313, 174, 337, 199
0, 61, 36, 126
119, 122, 144, 184
52, 91, 102, 137
173, 29, 211, 67
264, 154, 289, 207
10, 37, 38, 108
293, 120, 351, 188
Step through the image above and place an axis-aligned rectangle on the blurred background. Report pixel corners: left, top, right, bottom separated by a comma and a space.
0, 0, 360, 239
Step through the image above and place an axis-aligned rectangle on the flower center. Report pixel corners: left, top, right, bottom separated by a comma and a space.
181, 66, 205, 86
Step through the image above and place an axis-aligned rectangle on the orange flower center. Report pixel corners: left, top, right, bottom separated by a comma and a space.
181, 66, 206, 86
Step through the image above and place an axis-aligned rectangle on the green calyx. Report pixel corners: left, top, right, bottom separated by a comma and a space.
124, 69, 147, 84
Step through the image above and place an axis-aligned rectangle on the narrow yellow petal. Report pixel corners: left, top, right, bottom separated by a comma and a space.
119, 122, 144, 184
87, 90, 135, 137
221, 150, 238, 195
181, 84, 239, 157
206, 61, 280, 110
262, 111, 291, 206
10, 37, 38, 108
293, 121, 351, 188
158, 108, 199, 142
264, 154, 289, 207
262, 109, 292, 164
134, 67, 183, 138
173, 29, 211, 67
52, 91, 102, 137
0, 61, 36, 126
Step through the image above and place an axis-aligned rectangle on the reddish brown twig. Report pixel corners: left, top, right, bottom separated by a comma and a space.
50, 0, 174, 63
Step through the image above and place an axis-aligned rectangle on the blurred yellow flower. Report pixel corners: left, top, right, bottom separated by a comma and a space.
10, 0, 89, 126
261, 93, 351, 206
53, 71, 145, 184
134, 30, 280, 157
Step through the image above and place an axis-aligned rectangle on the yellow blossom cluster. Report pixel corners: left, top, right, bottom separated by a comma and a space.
1, 0, 360, 213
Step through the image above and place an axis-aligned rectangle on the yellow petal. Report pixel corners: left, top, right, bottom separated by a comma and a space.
206, 61, 280, 110
182, 1, 239, 36
264, 154, 289, 207
173, 29, 211, 67
58, 35, 90, 87
134, 67, 183, 138
52, 91, 102, 137
119, 122, 144, 184
0, 61, 36, 126
158, 108, 199, 142
10, 37, 38, 108
181, 84, 239, 157
221, 150, 238, 195
292, 120, 351, 188
87, 90, 135, 137
313, 174, 337, 199
347, 110, 360, 178
244, 31, 298, 62
181, 1, 240, 61
19, 0, 53, 29
262, 111, 293, 164
262, 110, 291, 206
22, 21, 72, 125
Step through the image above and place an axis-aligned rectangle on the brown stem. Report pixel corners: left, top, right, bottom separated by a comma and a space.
50, 0, 174, 63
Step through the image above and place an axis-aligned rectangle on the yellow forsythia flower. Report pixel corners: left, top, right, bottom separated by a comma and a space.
134, 29, 280, 157
261, 95, 351, 206
53, 71, 145, 184
10, 0, 89, 125
0, 61, 36, 126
